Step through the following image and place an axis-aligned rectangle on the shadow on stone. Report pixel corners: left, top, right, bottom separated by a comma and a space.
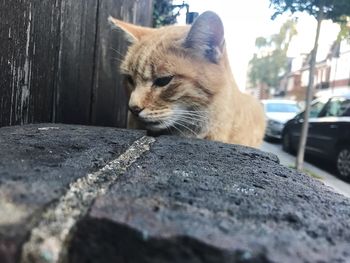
67, 217, 269, 263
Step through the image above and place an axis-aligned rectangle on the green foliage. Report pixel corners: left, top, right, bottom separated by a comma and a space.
287, 165, 324, 179
270, 0, 350, 21
248, 53, 281, 88
153, 0, 178, 28
337, 17, 350, 41
248, 19, 297, 88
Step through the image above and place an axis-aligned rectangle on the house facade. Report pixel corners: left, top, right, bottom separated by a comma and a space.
280, 39, 350, 101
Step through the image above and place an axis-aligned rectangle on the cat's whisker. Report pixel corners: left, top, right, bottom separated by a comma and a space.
109, 47, 125, 57
178, 117, 204, 126
163, 116, 187, 137
173, 109, 209, 114
171, 119, 198, 137
172, 110, 209, 119
173, 108, 209, 113
174, 113, 208, 120
176, 122, 198, 137
163, 120, 173, 134
176, 112, 208, 119
175, 118, 207, 134
172, 114, 207, 124
173, 111, 209, 116
170, 123, 187, 137
111, 57, 124, 63
159, 120, 171, 133
172, 111, 209, 121
172, 114, 208, 123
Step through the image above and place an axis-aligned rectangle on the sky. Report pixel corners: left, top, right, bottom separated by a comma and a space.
174, 0, 340, 90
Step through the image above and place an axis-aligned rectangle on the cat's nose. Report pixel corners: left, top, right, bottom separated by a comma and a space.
129, 106, 144, 116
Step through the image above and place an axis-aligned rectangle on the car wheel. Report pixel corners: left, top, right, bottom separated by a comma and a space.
264, 134, 272, 142
282, 133, 291, 153
336, 147, 350, 180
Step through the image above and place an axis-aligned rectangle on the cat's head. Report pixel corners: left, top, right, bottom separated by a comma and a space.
109, 11, 227, 136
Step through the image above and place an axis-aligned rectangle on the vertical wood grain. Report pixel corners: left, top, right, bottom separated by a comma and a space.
0, 0, 152, 128
91, 0, 153, 128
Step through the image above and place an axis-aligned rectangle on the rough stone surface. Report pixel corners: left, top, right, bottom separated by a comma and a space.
1, 125, 350, 263
0, 124, 145, 263
70, 136, 350, 263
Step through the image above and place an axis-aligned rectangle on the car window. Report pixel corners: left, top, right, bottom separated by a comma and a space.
265, 103, 299, 113
339, 99, 350, 116
323, 97, 350, 117
309, 101, 326, 118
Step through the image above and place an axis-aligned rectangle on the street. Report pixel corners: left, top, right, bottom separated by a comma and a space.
260, 139, 350, 198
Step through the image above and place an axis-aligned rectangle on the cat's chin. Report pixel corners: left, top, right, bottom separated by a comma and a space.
141, 120, 173, 136
141, 120, 168, 132
145, 124, 164, 132
146, 129, 171, 137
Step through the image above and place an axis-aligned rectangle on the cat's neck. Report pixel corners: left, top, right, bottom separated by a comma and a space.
204, 48, 247, 142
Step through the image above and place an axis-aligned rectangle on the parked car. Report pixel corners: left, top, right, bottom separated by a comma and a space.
282, 94, 350, 180
262, 99, 300, 140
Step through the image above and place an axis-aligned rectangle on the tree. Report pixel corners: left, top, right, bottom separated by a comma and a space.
248, 19, 297, 93
337, 16, 350, 41
153, 0, 189, 27
270, 0, 350, 171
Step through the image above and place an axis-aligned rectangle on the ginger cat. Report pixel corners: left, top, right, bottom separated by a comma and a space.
109, 11, 265, 148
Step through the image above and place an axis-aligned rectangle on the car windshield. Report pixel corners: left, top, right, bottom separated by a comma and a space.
266, 103, 299, 113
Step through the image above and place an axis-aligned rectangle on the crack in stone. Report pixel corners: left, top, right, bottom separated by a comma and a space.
20, 136, 155, 263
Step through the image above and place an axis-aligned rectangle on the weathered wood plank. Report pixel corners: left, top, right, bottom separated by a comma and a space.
91, 0, 153, 128
0, 0, 152, 128
29, 0, 61, 123
0, 0, 31, 127
0, 0, 61, 128
55, 0, 99, 125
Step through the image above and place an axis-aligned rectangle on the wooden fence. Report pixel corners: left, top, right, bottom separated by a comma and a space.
0, 0, 153, 128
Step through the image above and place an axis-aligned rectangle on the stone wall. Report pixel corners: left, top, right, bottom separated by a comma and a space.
0, 124, 349, 263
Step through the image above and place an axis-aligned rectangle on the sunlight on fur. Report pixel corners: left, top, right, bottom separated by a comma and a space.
109, 11, 266, 148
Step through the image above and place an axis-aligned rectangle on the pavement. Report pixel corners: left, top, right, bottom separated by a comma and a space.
261, 140, 350, 198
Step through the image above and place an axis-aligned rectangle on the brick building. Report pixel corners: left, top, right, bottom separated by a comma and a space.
279, 39, 350, 101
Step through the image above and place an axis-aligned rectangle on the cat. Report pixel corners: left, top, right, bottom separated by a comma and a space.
109, 11, 266, 148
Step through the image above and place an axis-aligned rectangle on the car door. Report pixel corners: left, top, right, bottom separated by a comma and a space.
289, 99, 327, 149
306, 97, 350, 159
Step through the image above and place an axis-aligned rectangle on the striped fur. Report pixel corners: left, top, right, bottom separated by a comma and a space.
110, 12, 266, 147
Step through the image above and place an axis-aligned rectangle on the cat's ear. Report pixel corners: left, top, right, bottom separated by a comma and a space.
108, 16, 155, 42
184, 11, 225, 63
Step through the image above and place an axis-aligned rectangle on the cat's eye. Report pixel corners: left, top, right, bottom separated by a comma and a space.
153, 76, 174, 87
125, 75, 134, 86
